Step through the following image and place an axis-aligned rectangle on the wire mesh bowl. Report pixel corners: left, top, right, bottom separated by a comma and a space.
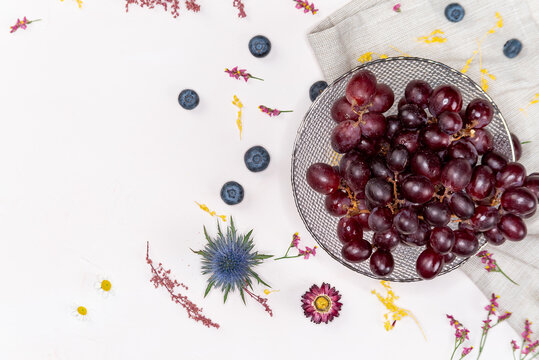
291, 57, 515, 282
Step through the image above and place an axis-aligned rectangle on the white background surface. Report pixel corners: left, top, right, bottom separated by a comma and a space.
0, 1, 525, 359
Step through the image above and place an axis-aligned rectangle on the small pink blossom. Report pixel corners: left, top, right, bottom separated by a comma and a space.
461, 346, 473, 356
522, 319, 533, 342
275, 233, 317, 261
259, 105, 293, 117
233, 0, 246, 18
225, 66, 263, 82
299, 246, 317, 259
511, 340, 520, 351
497, 312, 511, 322
393, 3, 401, 12
10, 17, 40, 33
293, 0, 318, 15
522, 340, 539, 354
292, 233, 300, 247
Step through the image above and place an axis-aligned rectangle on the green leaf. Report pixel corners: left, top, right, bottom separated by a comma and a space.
521, 141, 532, 144
239, 288, 246, 305
223, 284, 231, 303
251, 271, 270, 288
216, 220, 223, 237
204, 281, 215, 297
190, 248, 206, 256
203, 226, 213, 245
229, 217, 235, 233
244, 229, 253, 243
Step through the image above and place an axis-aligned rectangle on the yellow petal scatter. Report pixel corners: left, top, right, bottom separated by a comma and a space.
232, 95, 243, 139
329, 151, 342, 167
195, 202, 226, 222
61, 0, 83, 8
520, 93, 539, 115
371, 281, 426, 340
417, 29, 447, 44
358, 52, 388, 64
263, 289, 280, 295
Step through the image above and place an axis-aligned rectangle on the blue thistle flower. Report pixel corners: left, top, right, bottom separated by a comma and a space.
192, 218, 272, 303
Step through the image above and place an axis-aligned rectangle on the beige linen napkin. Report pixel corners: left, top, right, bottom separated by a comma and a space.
308, 0, 539, 333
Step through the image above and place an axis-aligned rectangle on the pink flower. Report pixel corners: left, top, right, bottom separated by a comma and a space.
233, 0, 246, 18
523, 340, 539, 354
477, 250, 498, 272
447, 314, 458, 327
461, 346, 473, 356
292, 233, 300, 247
258, 105, 293, 117
498, 312, 511, 322
301, 283, 342, 324
482, 319, 492, 331
299, 246, 317, 259
522, 319, 533, 342
10, 17, 40, 33
293, 0, 318, 15
225, 66, 263, 82
393, 3, 401, 12
511, 340, 520, 351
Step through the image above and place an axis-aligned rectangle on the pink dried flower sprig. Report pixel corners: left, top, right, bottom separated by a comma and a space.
446, 314, 473, 360
259, 105, 293, 117
233, 0, 246, 18
293, 0, 318, 15
225, 66, 263, 82
476, 294, 512, 359
125, 0, 200, 19
476, 251, 519, 285
511, 319, 538, 358
393, 3, 401, 12
10, 17, 41, 33
275, 233, 317, 260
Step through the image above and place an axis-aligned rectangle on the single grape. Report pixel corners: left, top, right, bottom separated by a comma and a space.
325, 190, 351, 216
428, 84, 463, 116
356, 136, 380, 156
423, 201, 451, 226
428, 226, 455, 255
370, 250, 395, 277
510, 133, 522, 161
437, 111, 463, 135
337, 217, 363, 244
495, 162, 527, 189
344, 159, 371, 193
466, 165, 495, 201
370, 156, 394, 179
331, 120, 362, 153
306, 163, 341, 194
345, 70, 377, 107
342, 239, 372, 262
469, 205, 500, 232
331, 96, 359, 123
351, 200, 370, 230
368, 83, 395, 113
393, 207, 419, 235
452, 229, 479, 257
410, 150, 442, 184
368, 206, 394, 232
399, 104, 428, 129
397, 97, 407, 111
386, 145, 409, 173
393, 130, 420, 154
484, 227, 506, 246
373, 227, 401, 251
448, 191, 475, 219
405, 79, 432, 108
401, 175, 435, 204
401, 221, 430, 246
500, 186, 537, 217
443, 252, 456, 264
360, 112, 387, 139
441, 159, 473, 192
481, 151, 507, 173
416, 248, 444, 280
468, 129, 493, 155
498, 213, 527, 241
465, 98, 494, 129
385, 115, 402, 140
365, 177, 394, 206
339, 150, 364, 176
421, 124, 451, 151
524, 174, 539, 200
448, 139, 478, 166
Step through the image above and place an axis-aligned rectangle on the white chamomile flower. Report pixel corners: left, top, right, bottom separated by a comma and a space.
72, 304, 90, 321
95, 275, 114, 297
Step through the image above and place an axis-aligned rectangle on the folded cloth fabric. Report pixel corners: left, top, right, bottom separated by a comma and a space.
308, 0, 539, 333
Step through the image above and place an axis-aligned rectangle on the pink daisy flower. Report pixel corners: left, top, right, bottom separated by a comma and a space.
301, 283, 342, 324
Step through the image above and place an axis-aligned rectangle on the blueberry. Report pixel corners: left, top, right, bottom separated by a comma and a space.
503, 39, 523, 59
244, 146, 270, 172
309, 81, 328, 102
249, 35, 271, 58
220, 181, 244, 205
444, 3, 465, 22
178, 89, 199, 110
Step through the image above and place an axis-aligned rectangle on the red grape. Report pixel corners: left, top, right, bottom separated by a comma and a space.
331, 120, 362, 153
495, 162, 526, 189
410, 150, 442, 184
325, 190, 351, 216
401, 221, 430, 246
437, 111, 463, 135
510, 133, 522, 161
469, 205, 500, 232
370, 250, 394, 276
405, 79, 432, 108
428, 84, 463, 116
337, 217, 363, 244
484, 227, 506, 246
368, 206, 394, 232
481, 151, 507, 173
342, 239, 372, 262
448, 139, 478, 166
441, 159, 473, 192
399, 104, 428, 129
339, 150, 364, 176
401, 175, 435, 204
443, 252, 456, 264
386, 145, 409, 173
423, 201, 451, 226
331, 96, 359, 123
393, 130, 420, 153
393, 207, 419, 235
360, 112, 387, 139
365, 177, 393, 206
524, 174, 539, 200
448, 191, 475, 219
416, 248, 444, 279
397, 97, 407, 111
344, 159, 371, 193
452, 229, 479, 257
307, 163, 341, 194
421, 124, 451, 151
351, 200, 370, 230
468, 129, 493, 154
373, 227, 401, 251
356, 136, 380, 156
385, 115, 401, 140
345, 70, 377, 107
428, 226, 455, 255
466, 165, 495, 201
465, 98, 494, 129
498, 213, 527, 241
500, 186, 537, 217
368, 83, 395, 113
370, 156, 393, 179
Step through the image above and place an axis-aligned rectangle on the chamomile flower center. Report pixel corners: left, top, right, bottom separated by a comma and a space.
314, 295, 331, 313
100, 280, 112, 292
77, 306, 87, 316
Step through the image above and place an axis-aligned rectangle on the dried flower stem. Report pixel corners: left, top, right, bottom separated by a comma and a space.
243, 285, 273, 317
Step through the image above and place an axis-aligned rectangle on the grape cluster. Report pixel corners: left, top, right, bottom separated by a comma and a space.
306, 69, 537, 280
